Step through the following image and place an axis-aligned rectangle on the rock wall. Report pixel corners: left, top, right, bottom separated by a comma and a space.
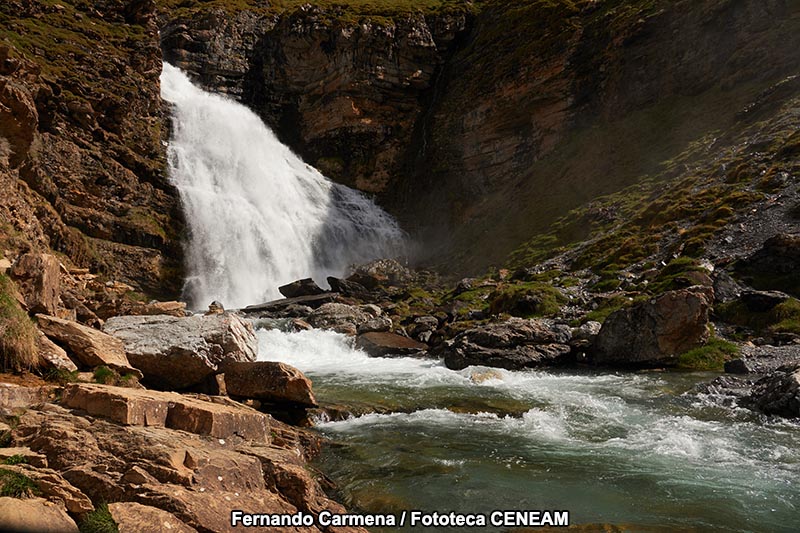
1, 0, 183, 297
160, 0, 800, 275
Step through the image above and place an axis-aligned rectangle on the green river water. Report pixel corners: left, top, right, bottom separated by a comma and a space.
258, 328, 800, 532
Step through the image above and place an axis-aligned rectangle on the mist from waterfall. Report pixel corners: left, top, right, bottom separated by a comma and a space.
160, 63, 405, 310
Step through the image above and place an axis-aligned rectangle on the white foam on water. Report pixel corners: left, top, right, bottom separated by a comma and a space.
160, 63, 405, 309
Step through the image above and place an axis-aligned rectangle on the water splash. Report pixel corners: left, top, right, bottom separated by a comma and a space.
160, 63, 405, 309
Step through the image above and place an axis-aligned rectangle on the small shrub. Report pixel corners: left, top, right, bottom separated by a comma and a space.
45, 368, 79, 386
0, 468, 40, 498
0, 274, 38, 372
678, 337, 740, 371
79, 503, 119, 533
93, 366, 115, 384
3, 455, 27, 465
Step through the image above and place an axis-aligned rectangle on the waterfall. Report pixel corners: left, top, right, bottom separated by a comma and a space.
159, 63, 405, 310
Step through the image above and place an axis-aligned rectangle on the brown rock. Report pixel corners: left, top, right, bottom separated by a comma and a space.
594, 288, 712, 367
36, 329, 78, 372
62, 383, 271, 442
0, 446, 48, 468
1, 463, 93, 513
279, 278, 326, 298
36, 314, 142, 377
9, 253, 61, 315
224, 362, 317, 407
0, 496, 79, 533
355, 332, 427, 357
0, 383, 55, 412
109, 502, 198, 533
131, 300, 188, 317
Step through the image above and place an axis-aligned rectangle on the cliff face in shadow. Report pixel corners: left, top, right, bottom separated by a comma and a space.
2, 0, 799, 297
160, 0, 800, 275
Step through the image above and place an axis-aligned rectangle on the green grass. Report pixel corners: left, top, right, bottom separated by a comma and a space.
0, 468, 40, 498
488, 282, 566, 318
0, 274, 38, 372
79, 503, 119, 533
45, 368, 79, 386
2, 455, 27, 465
716, 298, 800, 336
677, 337, 740, 371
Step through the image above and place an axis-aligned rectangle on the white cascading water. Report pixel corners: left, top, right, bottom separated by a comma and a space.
159, 63, 405, 309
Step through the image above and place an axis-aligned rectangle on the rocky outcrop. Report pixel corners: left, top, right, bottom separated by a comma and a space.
9, 253, 60, 315
356, 332, 427, 358
0, 496, 79, 533
278, 278, 326, 298
108, 502, 198, 533
594, 289, 711, 367
744, 365, 800, 418
737, 233, 800, 297
62, 383, 270, 442
224, 361, 317, 408
306, 303, 372, 336
103, 313, 257, 389
36, 314, 141, 377
441, 318, 572, 371
0, 463, 94, 513
36, 330, 78, 372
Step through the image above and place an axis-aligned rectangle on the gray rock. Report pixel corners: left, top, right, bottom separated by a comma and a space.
744, 365, 800, 418
278, 278, 326, 298
441, 318, 572, 371
307, 303, 371, 335
104, 313, 257, 390
347, 259, 412, 289
594, 288, 711, 367
357, 315, 393, 334
327, 276, 371, 299
740, 290, 791, 312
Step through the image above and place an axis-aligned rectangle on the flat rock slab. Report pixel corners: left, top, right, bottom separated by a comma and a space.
62, 383, 270, 443
37, 314, 142, 378
0, 496, 79, 533
103, 313, 257, 390
0, 446, 48, 468
0, 383, 56, 412
1, 463, 94, 513
242, 293, 338, 313
224, 362, 317, 407
109, 502, 198, 533
356, 332, 427, 357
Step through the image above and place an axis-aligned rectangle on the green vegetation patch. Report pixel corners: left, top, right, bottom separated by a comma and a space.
677, 337, 740, 371
0, 274, 38, 372
488, 282, 566, 318
716, 298, 800, 336
3, 454, 27, 465
0, 468, 40, 498
79, 503, 119, 533
93, 366, 139, 387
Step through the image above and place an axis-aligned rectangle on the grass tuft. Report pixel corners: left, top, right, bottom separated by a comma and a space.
677, 337, 740, 371
0, 468, 40, 498
0, 274, 38, 372
79, 503, 119, 533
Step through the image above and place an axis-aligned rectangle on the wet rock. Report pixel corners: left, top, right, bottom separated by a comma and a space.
109, 502, 197, 533
356, 332, 427, 358
36, 314, 141, 377
594, 288, 711, 367
307, 303, 370, 335
740, 290, 791, 312
279, 278, 326, 298
243, 293, 338, 314
9, 253, 61, 315
0, 497, 79, 533
744, 364, 800, 418
36, 329, 78, 372
62, 383, 271, 442
730, 344, 800, 374
441, 318, 572, 371
103, 313, 257, 390
224, 361, 317, 407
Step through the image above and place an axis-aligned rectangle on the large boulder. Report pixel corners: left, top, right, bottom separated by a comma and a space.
104, 313, 257, 390
278, 278, 326, 298
9, 253, 60, 315
594, 288, 711, 367
744, 365, 800, 418
356, 332, 427, 358
224, 361, 317, 407
736, 233, 800, 297
347, 259, 412, 289
62, 383, 271, 442
36, 330, 78, 372
36, 314, 141, 377
441, 318, 572, 371
306, 303, 371, 335
0, 497, 79, 533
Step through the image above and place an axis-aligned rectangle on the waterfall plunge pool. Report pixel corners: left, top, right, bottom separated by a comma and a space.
258, 327, 800, 532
